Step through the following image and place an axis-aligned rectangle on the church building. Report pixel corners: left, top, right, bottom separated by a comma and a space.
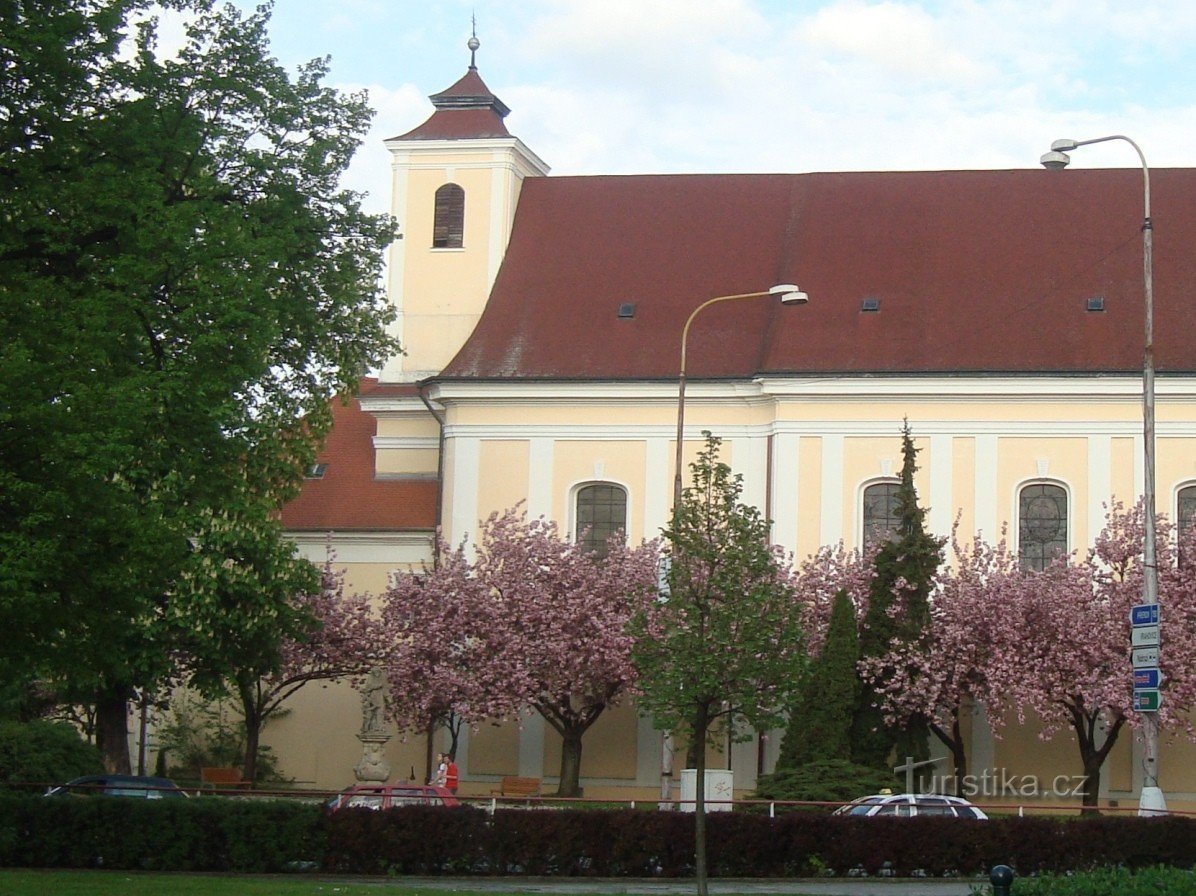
276, 40, 1196, 806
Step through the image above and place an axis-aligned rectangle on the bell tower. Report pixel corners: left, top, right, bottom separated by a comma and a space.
379, 33, 549, 384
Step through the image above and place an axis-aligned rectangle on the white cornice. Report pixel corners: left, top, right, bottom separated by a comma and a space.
285, 530, 433, 565
423, 375, 1196, 406
385, 136, 549, 177
442, 418, 1196, 441
373, 436, 439, 450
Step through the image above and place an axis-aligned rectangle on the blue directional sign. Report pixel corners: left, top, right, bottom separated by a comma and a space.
1131, 604, 1160, 626
1134, 668, 1162, 689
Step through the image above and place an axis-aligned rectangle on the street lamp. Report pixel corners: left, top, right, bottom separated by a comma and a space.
662, 283, 808, 807
672, 285, 809, 509
1041, 135, 1164, 815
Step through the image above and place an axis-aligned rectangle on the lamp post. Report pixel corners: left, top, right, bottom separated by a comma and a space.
1041, 135, 1165, 814
661, 283, 807, 807
672, 285, 809, 509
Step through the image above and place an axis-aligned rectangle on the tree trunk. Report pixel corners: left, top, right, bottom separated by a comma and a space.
1070, 706, 1125, 815
556, 725, 584, 797
694, 702, 710, 896
929, 717, 968, 793
95, 689, 131, 774
237, 679, 262, 788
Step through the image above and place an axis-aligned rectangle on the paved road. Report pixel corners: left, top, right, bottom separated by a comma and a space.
327, 876, 986, 894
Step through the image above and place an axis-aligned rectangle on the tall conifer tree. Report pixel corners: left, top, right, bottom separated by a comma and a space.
778, 589, 859, 768
852, 422, 945, 770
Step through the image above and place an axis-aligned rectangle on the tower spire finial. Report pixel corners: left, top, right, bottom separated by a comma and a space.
468, 15, 480, 70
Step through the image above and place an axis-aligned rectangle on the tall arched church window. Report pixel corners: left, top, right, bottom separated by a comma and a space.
1178, 484, 1196, 567
1179, 485, 1196, 534
576, 483, 627, 558
432, 183, 465, 248
1018, 483, 1068, 571
862, 481, 901, 551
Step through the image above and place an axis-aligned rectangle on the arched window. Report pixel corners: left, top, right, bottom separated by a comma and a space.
432, 183, 464, 248
1179, 485, 1196, 535
1178, 484, 1196, 567
862, 481, 901, 551
576, 483, 627, 557
1018, 483, 1068, 571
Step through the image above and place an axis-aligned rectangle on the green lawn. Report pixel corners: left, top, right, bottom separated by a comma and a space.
0, 870, 507, 896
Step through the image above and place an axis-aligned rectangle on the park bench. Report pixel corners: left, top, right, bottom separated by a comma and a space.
491, 775, 541, 798
200, 766, 249, 789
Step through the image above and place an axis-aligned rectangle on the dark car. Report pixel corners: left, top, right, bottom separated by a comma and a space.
45, 774, 187, 799
325, 783, 459, 811
833, 792, 988, 819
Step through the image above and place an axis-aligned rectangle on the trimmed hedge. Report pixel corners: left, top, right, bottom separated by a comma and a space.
2, 794, 1196, 878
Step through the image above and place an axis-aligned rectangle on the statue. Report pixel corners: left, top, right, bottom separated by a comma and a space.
360, 666, 389, 735
354, 666, 392, 782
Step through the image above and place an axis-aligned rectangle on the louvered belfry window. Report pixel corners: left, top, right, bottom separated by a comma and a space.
432, 183, 465, 248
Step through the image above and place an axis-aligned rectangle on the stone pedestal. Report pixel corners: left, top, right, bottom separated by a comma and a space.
354, 733, 391, 782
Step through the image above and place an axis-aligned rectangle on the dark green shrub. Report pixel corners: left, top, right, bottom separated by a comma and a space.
751, 758, 902, 803
1010, 866, 1196, 895
0, 721, 102, 787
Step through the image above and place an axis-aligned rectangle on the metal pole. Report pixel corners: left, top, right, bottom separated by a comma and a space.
1065, 136, 1162, 813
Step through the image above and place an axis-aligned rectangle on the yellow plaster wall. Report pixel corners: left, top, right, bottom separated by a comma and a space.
953, 437, 978, 542
262, 680, 426, 791
551, 441, 647, 538
468, 722, 521, 777
476, 440, 531, 525
796, 437, 823, 558
542, 703, 640, 780
376, 450, 440, 476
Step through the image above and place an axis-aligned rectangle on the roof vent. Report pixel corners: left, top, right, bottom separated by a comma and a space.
860, 297, 881, 312
1086, 296, 1105, 312
306, 463, 328, 479
618, 302, 637, 319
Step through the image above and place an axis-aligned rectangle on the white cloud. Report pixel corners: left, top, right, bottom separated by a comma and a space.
799, 0, 990, 85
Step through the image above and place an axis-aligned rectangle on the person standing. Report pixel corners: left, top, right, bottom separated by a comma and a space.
444, 753, 459, 794
430, 752, 447, 787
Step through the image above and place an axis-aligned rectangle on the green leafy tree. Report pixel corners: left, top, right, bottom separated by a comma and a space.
632, 434, 805, 896
778, 589, 859, 768
0, 2, 396, 770
852, 423, 945, 770
0, 721, 103, 786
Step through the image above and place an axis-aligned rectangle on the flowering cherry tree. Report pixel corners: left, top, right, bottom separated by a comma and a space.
477, 508, 661, 796
987, 502, 1196, 808
381, 509, 660, 796
872, 502, 1196, 809
381, 536, 523, 768
864, 530, 1019, 787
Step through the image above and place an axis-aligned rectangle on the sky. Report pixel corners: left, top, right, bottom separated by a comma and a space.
222, 0, 1196, 215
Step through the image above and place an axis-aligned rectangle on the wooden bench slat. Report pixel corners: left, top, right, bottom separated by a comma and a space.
491, 775, 541, 797
200, 767, 248, 788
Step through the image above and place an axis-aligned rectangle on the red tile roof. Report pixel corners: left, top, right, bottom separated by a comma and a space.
441, 169, 1196, 380
280, 380, 437, 532
393, 68, 510, 141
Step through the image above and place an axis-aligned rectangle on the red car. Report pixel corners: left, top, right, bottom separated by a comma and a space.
325, 783, 459, 811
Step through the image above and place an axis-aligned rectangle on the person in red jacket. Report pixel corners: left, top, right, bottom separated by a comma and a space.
444, 754, 459, 794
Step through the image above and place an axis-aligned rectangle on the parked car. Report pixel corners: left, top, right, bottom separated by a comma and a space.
833, 792, 988, 819
325, 783, 459, 811
45, 774, 187, 799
